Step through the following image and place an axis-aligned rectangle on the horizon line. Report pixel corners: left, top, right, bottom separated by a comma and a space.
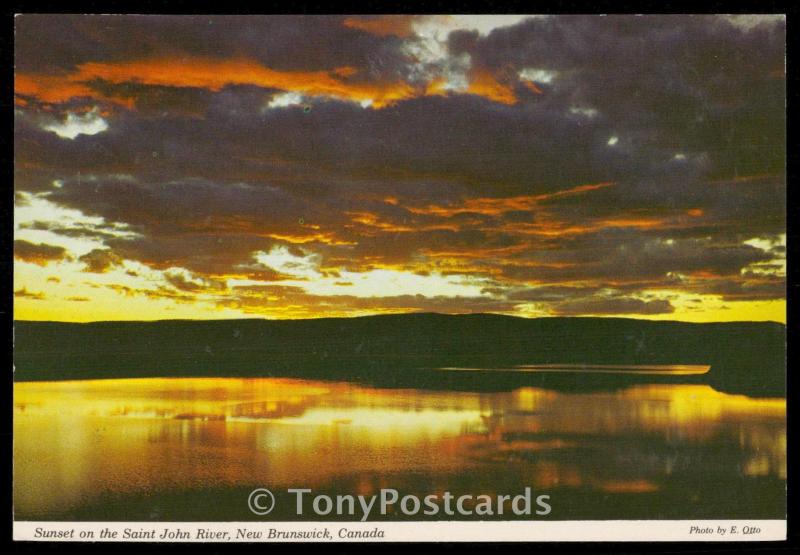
12, 311, 786, 326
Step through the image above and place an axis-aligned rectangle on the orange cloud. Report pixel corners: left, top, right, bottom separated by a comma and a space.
594, 217, 671, 230
16, 57, 418, 109
346, 211, 461, 234
16, 56, 549, 109
495, 213, 681, 239
265, 232, 356, 246
343, 15, 418, 37
181, 216, 355, 246
424, 76, 450, 97
409, 182, 614, 217
467, 68, 517, 105
15, 73, 96, 105
521, 80, 543, 94
419, 244, 530, 260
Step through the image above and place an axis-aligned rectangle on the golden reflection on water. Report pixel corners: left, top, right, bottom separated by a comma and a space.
14, 378, 785, 518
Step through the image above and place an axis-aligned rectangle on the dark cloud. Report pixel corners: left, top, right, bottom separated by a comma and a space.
18, 219, 135, 243
14, 240, 70, 265
14, 288, 46, 300
14, 15, 409, 77
15, 93, 619, 196
78, 249, 123, 273
86, 82, 220, 118
451, 15, 785, 181
679, 274, 785, 301
497, 233, 774, 283
164, 270, 227, 293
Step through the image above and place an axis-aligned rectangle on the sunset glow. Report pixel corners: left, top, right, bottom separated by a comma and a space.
14, 15, 786, 323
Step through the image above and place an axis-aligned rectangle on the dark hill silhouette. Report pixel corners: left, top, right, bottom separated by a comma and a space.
13, 313, 785, 397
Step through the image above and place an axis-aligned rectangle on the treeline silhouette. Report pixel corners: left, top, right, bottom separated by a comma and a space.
13, 313, 785, 397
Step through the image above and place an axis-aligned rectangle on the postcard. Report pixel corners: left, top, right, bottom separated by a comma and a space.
12, 14, 786, 542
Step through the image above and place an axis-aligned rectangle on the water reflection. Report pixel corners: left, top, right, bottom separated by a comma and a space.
13, 378, 785, 520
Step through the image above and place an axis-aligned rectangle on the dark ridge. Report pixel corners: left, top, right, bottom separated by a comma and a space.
13, 313, 786, 397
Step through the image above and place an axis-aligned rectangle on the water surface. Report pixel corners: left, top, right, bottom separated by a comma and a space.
14, 377, 785, 520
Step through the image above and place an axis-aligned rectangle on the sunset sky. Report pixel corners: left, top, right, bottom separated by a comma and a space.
14, 15, 786, 322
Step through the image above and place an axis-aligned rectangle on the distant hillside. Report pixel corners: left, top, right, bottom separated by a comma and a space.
13, 314, 786, 397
